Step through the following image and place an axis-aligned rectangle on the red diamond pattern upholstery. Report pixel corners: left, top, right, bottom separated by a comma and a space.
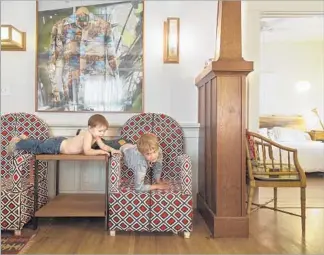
1, 113, 49, 231
108, 113, 193, 235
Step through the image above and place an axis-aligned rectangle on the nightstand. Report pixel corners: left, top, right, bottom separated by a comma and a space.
309, 130, 324, 142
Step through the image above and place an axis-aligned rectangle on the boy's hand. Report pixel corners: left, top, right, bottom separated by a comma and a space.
111, 149, 122, 155
151, 183, 169, 190
156, 179, 169, 185
99, 150, 110, 156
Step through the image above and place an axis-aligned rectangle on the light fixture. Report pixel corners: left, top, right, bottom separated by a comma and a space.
1, 25, 26, 51
163, 17, 180, 63
295, 80, 311, 93
311, 108, 324, 130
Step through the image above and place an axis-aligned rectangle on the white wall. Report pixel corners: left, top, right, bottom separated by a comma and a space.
260, 41, 324, 118
1, 0, 218, 208
0, 1, 37, 108
242, 0, 324, 131
1, 0, 217, 125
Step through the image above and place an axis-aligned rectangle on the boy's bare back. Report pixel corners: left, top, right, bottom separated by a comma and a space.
59, 114, 116, 156
60, 130, 96, 154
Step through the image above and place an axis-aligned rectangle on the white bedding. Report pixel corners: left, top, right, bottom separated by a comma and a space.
258, 127, 324, 173
275, 141, 324, 173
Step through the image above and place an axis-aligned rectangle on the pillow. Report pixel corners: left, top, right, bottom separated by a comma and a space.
258, 128, 268, 138
267, 129, 275, 140
272, 127, 309, 142
304, 133, 312, 141
246, 134, 256, 159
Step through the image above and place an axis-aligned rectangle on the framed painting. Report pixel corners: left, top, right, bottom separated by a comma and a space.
36, 0, 144, 112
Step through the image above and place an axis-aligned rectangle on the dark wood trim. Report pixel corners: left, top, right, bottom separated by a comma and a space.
195, 1, 253, 238
197, 193, 215, 236
214, 216, 249, 238
197, 193, 249, 238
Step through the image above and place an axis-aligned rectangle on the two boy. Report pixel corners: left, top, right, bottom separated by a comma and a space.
8, 114, 169, 191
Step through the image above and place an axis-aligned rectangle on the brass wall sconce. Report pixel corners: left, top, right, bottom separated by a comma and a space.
163, 17, 180, 63
1, 25, 26, 51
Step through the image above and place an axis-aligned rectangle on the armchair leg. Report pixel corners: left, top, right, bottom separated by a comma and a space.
110, 230, 116, 236
14, 230, 22, 236
184, 232, 190, 239
301, 187, 306, 237
247, 186, 255, 214
274, 188, 278, 209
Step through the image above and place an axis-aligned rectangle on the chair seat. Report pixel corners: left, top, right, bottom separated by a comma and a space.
119, 178, 183, 193
254, 175, 301, 181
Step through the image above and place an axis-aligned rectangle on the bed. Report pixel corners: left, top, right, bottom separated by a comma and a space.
259, 115, 324, 173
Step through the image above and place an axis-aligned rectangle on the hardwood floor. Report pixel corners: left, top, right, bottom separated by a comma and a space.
18, 176, 324, 254
257, 174, 324, 208
22, 209, 323, 254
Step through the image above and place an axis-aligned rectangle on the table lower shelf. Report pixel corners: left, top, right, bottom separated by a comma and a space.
35, 193, 105, 217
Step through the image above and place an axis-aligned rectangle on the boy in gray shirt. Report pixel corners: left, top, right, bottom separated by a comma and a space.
121, 133, 169, 192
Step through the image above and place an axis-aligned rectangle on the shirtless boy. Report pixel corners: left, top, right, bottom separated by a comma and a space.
8, 114, 121, 156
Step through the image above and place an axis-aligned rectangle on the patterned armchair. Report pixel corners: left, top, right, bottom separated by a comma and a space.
1, 113, 49, 235
108, 113, 193, 238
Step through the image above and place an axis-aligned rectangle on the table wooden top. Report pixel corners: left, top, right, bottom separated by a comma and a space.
35, 154, 108, 161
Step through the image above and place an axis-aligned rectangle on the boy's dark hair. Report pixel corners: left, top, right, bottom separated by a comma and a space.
88, 114, 109, 128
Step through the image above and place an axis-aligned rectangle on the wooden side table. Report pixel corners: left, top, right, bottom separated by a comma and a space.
308, 130, 324, 142
32, 154, 109, 230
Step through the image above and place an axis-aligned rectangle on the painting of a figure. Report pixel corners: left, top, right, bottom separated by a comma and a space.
36, 1, 143, 112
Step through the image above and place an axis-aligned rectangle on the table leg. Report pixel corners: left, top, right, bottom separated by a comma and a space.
32, 157, 39, 230
105, 157, 109, 231
56, 160, 60, 196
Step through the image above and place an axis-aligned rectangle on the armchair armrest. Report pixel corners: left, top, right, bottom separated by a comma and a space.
12, 154, 33, 192
109, 154, 122, 193
177, 154, 192, 195
246, 131, 307, 186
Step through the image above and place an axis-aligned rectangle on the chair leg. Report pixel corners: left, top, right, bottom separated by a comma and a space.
184, 232, 190, 239
247, 186, 255, 214
14, 230, 22, 236
301, 187, 306, 237
274, 187, 278, 209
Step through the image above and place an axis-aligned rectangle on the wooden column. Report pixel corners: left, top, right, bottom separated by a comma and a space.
195, 1, 253, 238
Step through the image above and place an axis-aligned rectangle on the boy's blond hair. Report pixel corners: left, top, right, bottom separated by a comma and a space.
88, 114, 109, 128
137, 133, 159, 154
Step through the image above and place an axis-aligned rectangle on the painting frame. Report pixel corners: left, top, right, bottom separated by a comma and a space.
35, 0, 144, 113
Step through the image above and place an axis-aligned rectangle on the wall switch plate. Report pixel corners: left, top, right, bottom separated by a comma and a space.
1, 87, 11, 96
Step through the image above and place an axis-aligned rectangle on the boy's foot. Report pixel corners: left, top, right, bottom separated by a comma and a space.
7, 137, 21, 155
19, 134, 28, 140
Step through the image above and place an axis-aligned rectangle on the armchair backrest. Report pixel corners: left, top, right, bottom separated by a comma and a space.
1, 113, 50, 183
120, 113, 184, 179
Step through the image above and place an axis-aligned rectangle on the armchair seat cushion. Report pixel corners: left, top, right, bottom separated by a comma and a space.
119, 178, 183, 193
